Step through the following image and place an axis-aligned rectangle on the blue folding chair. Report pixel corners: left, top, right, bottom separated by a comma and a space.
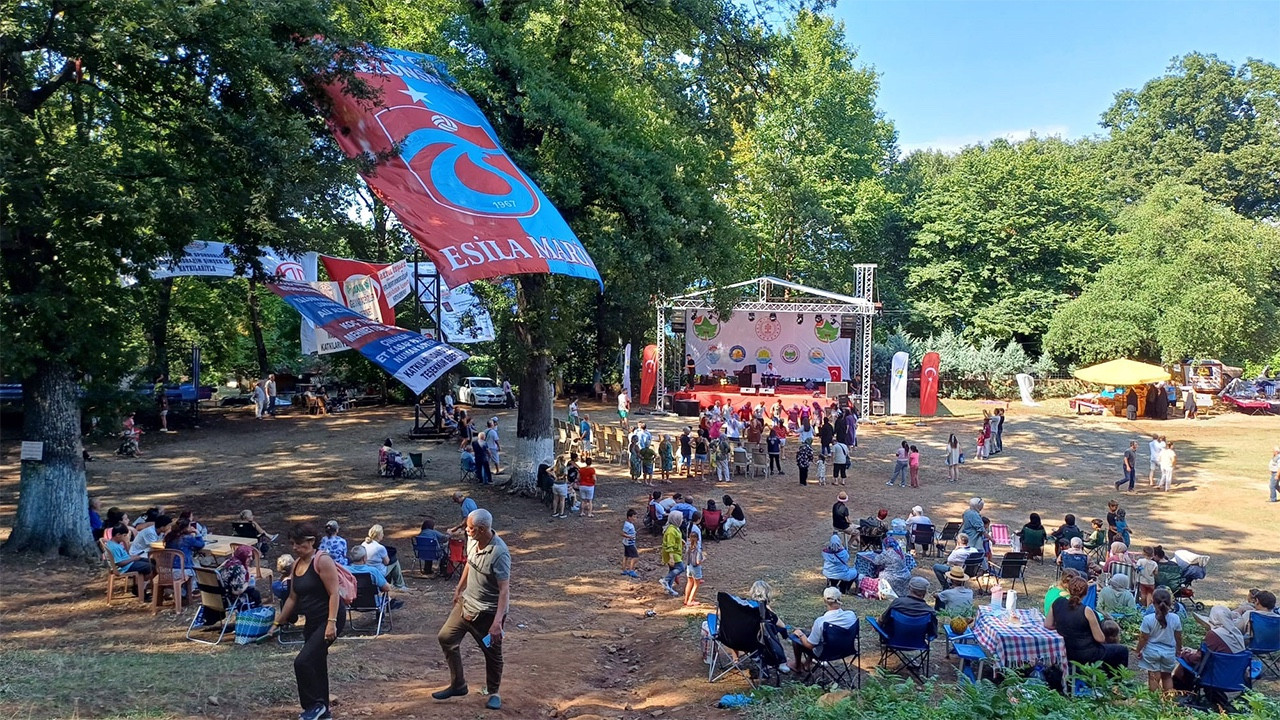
411, 535, 443, 575
1248, 611, 1280, 679
802, 621, 861, 688
867, 610, 937, 683
1176, 645, 1253, 713
1060, 553, 1089, 578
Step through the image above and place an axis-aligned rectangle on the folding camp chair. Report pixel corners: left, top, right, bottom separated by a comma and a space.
444, 538, 466, 579
98, 539, 148, 605
989, 551, 1029, 594
750, 452, 768, 477
963, 554, 987, 591
867, 610, 936, 683
1059, 552, 1089, 579
707, 592, 778, 688
347, 572, 391, 636
857, 519, 884, 552
187, 566, 250, 645
989, 523, 1012, 549
459, 453, 477, 483
411, 535, 444, 575
702, 510, 724, 541
801, 621, 861, 689
1105, 561, 1138, 592
1248, 611, 1280, 679
909, 523, 935, 556
404, 452, 426, 479
934, 522, 962, 557
1177, 645, 1254, 713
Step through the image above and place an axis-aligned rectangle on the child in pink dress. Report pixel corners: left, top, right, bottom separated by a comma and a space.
908, 445, 921, 488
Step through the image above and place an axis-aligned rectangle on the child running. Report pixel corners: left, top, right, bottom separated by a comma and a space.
621, 510, 639, 578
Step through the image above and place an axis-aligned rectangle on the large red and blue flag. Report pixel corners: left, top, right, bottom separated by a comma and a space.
324, 48, 601, 288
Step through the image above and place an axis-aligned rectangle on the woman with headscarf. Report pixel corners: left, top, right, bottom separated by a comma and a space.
871, 536, 912, 597
536, 462, 555, 507
1173, 605, 1248, 692
821, 533, 860, 593
1103, 541, 1135, 573
1016, 512, 1047, 560
215, 545, 263, 609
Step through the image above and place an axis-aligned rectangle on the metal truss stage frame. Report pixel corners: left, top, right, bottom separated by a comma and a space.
656, 271, 877, 417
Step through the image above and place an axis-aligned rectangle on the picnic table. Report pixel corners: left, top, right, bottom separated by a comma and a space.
151, 533, 255, 557
970, 606, 1067, 674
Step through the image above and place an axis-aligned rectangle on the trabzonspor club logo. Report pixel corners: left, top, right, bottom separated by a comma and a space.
382, 95, 540, 219
780, 344, 800, 364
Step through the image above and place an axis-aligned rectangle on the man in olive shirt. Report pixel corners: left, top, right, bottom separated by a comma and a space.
434, 508, 511, 711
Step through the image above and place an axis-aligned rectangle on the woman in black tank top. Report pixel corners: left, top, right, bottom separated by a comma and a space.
276, 523, 346, 720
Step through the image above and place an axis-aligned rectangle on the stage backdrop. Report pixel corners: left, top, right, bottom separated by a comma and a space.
683, 310, 850, 382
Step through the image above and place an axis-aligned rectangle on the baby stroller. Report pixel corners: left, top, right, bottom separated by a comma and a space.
116, 431, 140, 457
1156, 550, 1208, 612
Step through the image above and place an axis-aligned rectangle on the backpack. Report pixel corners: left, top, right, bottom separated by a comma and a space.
320, 550, 358, 603
333, 563, 357, 603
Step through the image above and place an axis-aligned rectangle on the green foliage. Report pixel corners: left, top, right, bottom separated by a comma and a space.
1044, 183, 1280, 365
747, 672, 1280, 720
904, 138, 1113, 342
873, 328, 1040, 398
726, 11, 897, 293
1100, 53, 1280, 220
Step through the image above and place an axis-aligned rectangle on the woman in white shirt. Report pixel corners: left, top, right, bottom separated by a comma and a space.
362, 524, 408, 590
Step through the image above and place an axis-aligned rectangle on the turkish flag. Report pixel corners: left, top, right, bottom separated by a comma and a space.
318, 256, 397, 325
639, 344, 659, 405
920, 352, 941, 417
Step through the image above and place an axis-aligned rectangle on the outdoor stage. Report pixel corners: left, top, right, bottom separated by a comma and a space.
672, 382, 825, 416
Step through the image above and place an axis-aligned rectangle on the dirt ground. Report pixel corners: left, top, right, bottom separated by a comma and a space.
0, 397, 1277, 719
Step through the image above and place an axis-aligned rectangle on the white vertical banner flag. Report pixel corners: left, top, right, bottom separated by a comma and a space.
377, 260, 412, 306
1016, 373, 1039, 406
622, 343, 632, 399
889, 351, 909, 415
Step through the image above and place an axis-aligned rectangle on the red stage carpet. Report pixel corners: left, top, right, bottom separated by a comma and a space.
676, 383, 824, 410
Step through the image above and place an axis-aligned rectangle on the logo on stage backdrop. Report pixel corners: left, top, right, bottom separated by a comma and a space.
691, 311, 720, 340
780, 344, 800, 364
706, 343, 724, 365
813, 316, 839, 343
808, 348, 827, 365
756, 348, 773, 364
755, 317, 782, 341
728, 345, 746, 363
323, 47, 601, 288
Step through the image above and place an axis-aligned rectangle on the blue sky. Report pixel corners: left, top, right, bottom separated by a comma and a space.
831, 0, 1280, 153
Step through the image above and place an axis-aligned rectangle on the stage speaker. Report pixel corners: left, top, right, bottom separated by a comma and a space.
825, 381, 848, 398
670, 312, 686, 334
839, 315, 857, 339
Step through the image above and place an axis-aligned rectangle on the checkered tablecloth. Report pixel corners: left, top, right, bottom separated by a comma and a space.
854, 551, 876, 578
971, 606, 1067, 672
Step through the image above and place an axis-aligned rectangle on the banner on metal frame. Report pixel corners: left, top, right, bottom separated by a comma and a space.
919, 352, 941, 417
639, 344, 659, 405
269, 279, 468, 394
412, 262, 497, 344
889, 351, 909, 416
323, 47, 602, 288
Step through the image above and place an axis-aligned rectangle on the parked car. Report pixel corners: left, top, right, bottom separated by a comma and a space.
456, 377, 506, 407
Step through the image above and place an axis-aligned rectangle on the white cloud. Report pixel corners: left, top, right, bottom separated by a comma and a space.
900, 124, 1072, 155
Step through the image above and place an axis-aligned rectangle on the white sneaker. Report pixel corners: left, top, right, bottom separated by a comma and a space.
777, 663, 792, 674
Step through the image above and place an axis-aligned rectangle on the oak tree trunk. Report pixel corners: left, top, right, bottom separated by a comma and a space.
150, 277, 174, 379
506, 275, 555, 496
3, 360, 96, 559
246, 277, 270, 377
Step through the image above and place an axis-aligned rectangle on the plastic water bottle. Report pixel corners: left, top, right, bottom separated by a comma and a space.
990, 582, 1004, 608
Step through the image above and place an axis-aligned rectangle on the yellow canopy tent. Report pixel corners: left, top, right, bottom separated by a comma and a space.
1072, 359, 1170, 386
